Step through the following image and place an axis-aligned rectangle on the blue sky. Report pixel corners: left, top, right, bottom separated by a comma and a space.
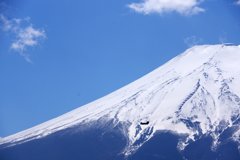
0, 0, 240, 137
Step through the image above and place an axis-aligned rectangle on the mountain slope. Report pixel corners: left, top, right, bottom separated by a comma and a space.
1, 44, 240, 159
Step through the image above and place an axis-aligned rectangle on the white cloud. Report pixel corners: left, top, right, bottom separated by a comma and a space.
0, 14, 46, 62
128, 0, 205, 15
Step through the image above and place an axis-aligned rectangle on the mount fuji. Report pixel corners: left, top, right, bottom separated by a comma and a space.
1, 44, 240, 160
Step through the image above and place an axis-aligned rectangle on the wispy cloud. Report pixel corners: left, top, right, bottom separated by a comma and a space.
0, 14, 46, 62
11, 26, 46, 55
128, 0, 205, 16
236, 0, 240, 5
218, 34, 228, 44
184, 36, 203, 47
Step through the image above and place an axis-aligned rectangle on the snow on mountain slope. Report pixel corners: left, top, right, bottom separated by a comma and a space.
1, 44, 240, 155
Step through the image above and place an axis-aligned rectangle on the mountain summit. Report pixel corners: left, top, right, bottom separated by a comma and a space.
1, 44, 240, 160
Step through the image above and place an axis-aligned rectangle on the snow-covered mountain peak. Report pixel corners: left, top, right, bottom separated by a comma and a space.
1, 44, 240, 154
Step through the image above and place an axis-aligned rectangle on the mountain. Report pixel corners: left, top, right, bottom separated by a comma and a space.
1, 44, 240, 160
